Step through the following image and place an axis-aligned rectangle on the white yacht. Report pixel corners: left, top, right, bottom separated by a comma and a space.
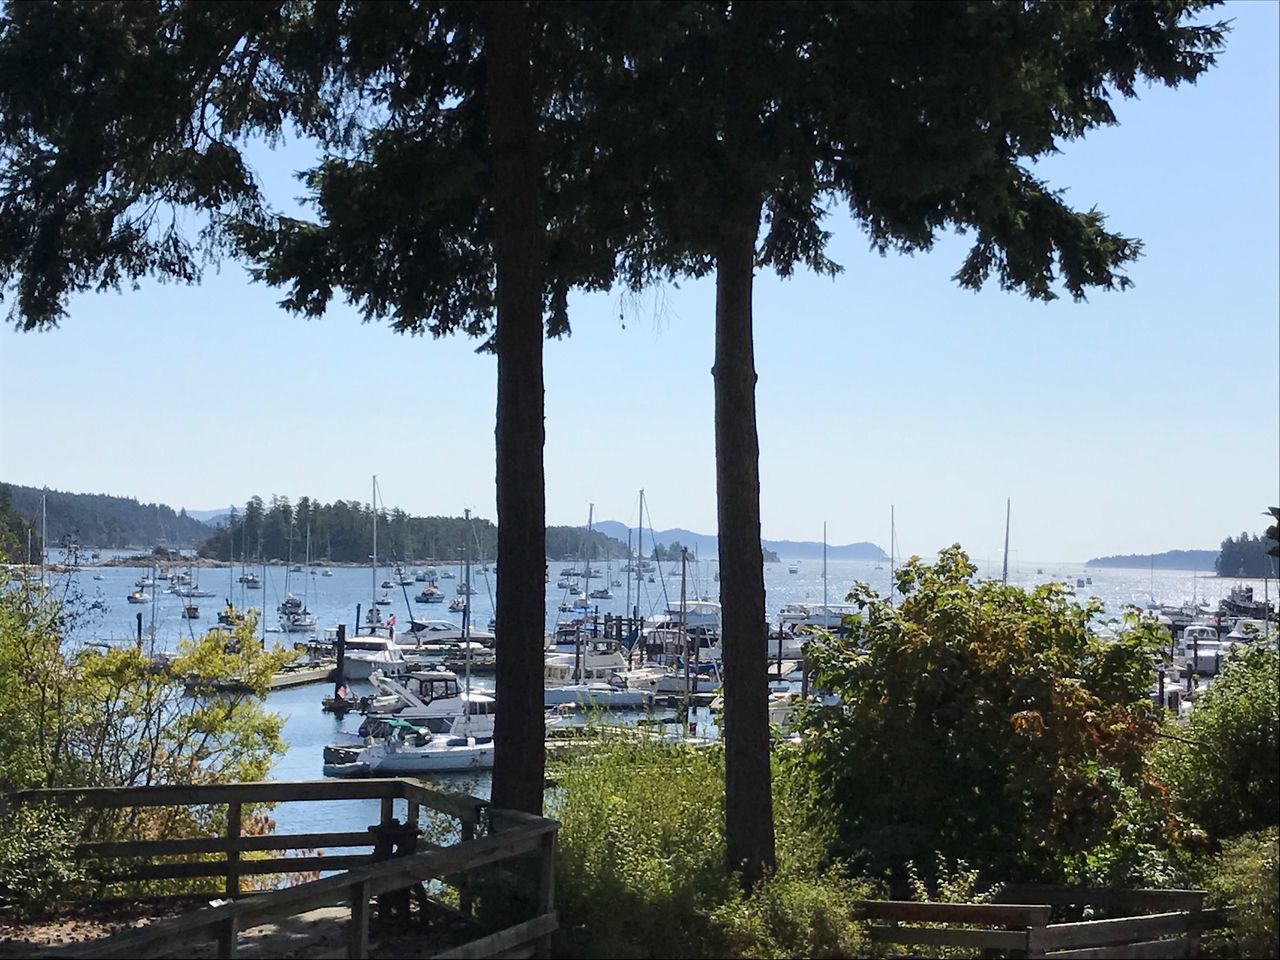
324, 719, 494, 776
334, 631, 409, 679
398, 619, 496, 646
329, 670, 495, 746
543, 649, 650, 707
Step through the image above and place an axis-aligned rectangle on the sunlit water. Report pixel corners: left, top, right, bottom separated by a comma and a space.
37, 555, 1273, 835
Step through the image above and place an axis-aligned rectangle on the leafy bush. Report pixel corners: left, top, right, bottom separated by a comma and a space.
0, 588, 291, 907
0, 803, 85, 917
547, 736, 870, 958
1156, 645, 1279, 843
1203, 829, 1278, 959
797, 547, 1171, 887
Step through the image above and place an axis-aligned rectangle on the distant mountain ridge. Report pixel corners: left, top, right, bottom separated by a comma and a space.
1086, 549, 1218, 571
590, 519, 886, 561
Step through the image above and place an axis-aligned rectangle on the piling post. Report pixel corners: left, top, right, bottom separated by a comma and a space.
335, 624, 347, 697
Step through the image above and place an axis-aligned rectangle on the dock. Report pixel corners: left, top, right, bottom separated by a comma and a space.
269, 663, 336, 689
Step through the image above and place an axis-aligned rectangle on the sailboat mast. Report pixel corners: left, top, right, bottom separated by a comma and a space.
822, 521, 828, 614
40, 493, 46, 585
304, 522, 311, 611
225, 513, 235, 598
680, 546, 689, 706
371, 475, 378, 608
889, 505, 896, 608
1002, 498, 1011, 585
463, 509, 472, 699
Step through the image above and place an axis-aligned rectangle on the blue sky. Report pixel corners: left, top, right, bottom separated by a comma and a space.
1, 1, 1276, 562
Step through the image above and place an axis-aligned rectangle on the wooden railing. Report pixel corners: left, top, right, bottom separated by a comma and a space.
4, 778, 557, 959
859, 885, 1206, 958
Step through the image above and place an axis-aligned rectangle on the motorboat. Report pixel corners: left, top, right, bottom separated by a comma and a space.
589, 588, 613, 600
331, 631, 410, 679
290, 565, 303, 573
456, 583, 477, 596
374, 593, 392, 606
328, 670, 495, 744
543, 683, 650, 708
415, 586, 444, 604
777, 602, 857, 635
182, 603, 200, 619
238, 572, 261, 588
92, 573, 105, 581
448, 597, 466, 613
278, 594, 318, 634
440, 570, 455, 579
572, 593, 591, 610
323, 719, 494, 777
788, 565, 799, 574
1226, 618, 1271, 643
398, 619, 495, 646
126, 590, 149, 604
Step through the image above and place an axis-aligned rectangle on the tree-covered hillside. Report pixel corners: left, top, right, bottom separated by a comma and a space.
5, 483, 211, 550
1217, 522, 1280, 579
197, 494, 627, 563
0, 485, 41, 563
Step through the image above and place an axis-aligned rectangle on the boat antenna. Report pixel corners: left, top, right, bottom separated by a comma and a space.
1002, 498, 1011, 586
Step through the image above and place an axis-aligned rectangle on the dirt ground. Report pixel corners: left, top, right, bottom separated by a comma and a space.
0, 897, 489, 959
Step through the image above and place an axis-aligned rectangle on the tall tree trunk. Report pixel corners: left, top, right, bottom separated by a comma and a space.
715, 202, 776, 885
486, 0, 546, 815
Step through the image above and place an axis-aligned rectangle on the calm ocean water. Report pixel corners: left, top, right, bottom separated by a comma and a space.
41, 556, 1273, 835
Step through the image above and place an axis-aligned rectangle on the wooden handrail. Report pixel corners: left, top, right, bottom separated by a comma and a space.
47, 819, 560, 959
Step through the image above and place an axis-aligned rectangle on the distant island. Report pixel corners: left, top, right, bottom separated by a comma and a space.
591, 520, 886, 563
1086, 549, 1218, 572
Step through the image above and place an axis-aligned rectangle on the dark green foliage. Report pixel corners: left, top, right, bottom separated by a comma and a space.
0, 483, 40, 563
797, 547, 1170, 886
1215, 528, 1279, 578
1087, 549, 1218, 571
1202, 829, 1279, 959
1157, 646, 1280, 842
4, 483, 210, 550
196, 492, 626, 562
0, 803, 86, 917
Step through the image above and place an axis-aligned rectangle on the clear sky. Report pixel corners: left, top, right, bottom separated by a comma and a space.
1, 1, 1277, 562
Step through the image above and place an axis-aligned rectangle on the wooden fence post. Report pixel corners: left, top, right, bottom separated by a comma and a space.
459, 819, 476, 915
349, 879, 371, 959
216, 916, 239, 959
535, 830, 557, 959
1185, 891, 1205, 958
225, 800, 242, 900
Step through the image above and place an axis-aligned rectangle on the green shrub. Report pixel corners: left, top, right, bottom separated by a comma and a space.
547, 736, 870, 958
1156, 646, 1279, 843
0, 803, 86, 917
798, 548, 1168, 886
1203, 828, 1279, 959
